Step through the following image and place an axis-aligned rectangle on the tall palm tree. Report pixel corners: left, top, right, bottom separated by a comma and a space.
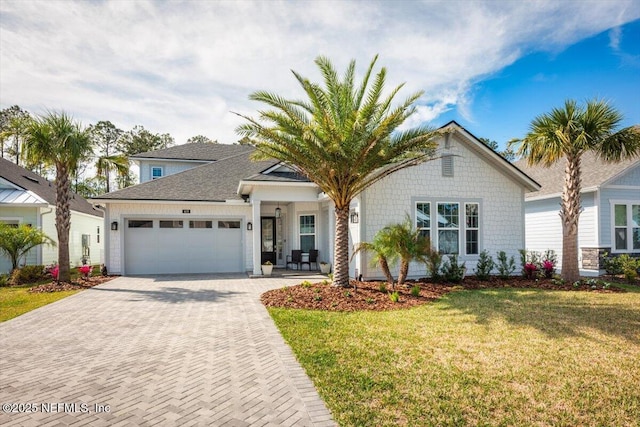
236, 55, 439, 287
510, 99, 640, 283
23, 112, 92, 283
96, 154, 130, 193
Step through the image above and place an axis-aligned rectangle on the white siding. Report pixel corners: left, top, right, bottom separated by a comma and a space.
361, 134, 528, 280
138, 160, 209, 183
105, 202, 252, 274
524, 192, 597, 269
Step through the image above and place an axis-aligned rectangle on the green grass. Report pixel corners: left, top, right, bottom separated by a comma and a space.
269, 286, 640, 426
0, 285, 79, 322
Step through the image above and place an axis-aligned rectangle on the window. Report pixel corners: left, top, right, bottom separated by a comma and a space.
437, 203, 459, 254
1, 220, 20, 228
151, 166, 163, 180
189, 220, 212, 229
160, 220, 183, 228
96, 226, 100, 244
416, 202, 431, 240
128, 220, 153, 228
613, 203, 640, 252
218, 221, 240, 229
465, 203, 479, 255
299, 215, 316, 252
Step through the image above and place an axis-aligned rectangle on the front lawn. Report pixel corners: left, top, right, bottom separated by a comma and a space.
0, 284, 80, 322
269, 286, 640, 426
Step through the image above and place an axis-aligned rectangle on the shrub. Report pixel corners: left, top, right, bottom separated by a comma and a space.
389, 291, 400, 303
524, 262, 538, 279
496, 251, 516, 279
410, 285, 421, 296
441, 255, 466, 283
301, 280, 313, 288
0, 274, 8, 287
474, 250, 495, 281
541, 250, 557, 278
9, 265, 47, 285
603, 253, 639, 282
425, 250, 443, 282
378, 282, 387, 293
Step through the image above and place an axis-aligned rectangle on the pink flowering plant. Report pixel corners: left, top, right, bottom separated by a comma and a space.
524, 262, 538, 279
78, 265, 92, 280
541, 259, 555, 278
47, 264, 59, 280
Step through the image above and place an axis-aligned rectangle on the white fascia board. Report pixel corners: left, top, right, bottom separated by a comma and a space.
1, 202, 49, 207
0, 177, 24, 190
237, 180, 318, 195
90, 198, 247, 206
524, 186, 598, 202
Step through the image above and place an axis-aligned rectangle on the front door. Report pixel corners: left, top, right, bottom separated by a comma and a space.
261, 217, 276, 265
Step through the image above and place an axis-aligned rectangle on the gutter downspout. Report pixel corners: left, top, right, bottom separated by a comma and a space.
39, 207, 53, 266
92, 204, 108, 270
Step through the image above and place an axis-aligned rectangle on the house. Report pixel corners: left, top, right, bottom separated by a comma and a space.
0, 158, 104, 273
515, 153, 639, 274
91, 121, 540, 278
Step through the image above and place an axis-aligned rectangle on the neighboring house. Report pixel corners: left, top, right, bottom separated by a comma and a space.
92, 122, 540, 278
515, 152, 640, 273
0, 158, 104, 273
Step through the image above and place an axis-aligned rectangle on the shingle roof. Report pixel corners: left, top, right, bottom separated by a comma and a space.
94, 150, 284, 202
130, 143, 253, 161
0, 158, 103, 217
514, 151, 639, 199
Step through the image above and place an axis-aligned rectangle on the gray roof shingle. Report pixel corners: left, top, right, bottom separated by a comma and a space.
130, 143, 253, 161
0, 158, 103, 217
95, 150, 286, 202
514, 151, 639, 199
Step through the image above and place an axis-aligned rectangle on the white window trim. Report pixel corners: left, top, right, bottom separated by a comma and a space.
151, 166, 164, 180
415, 202, 431, 239
299, 214, 316, 252
414, 199, 482, 259
436, 202, 460, 255
610, 200, 640, 253
464, 202, 480, 256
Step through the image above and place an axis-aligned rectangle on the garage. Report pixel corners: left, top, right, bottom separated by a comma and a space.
124, 218, 243, 275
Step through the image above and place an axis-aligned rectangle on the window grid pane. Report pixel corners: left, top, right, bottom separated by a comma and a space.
160, 220, 183, 228
416, 203, 430, 229
189, 220, 212, 229
615, 205, 627, 226
300, 215, 316, 251
438, 203, 459, 228
128, 220, 153, 228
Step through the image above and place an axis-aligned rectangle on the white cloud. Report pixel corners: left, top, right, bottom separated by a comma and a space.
1, 0, 639, 144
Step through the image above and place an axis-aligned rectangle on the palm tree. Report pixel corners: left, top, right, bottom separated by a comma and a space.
510, 99, 640, 283
0, 223, 56, 272
23, 111, 92, 283
352, 231, 396, 286
96, 154, 129, 193
236, 56, 439, 287
384, 216, 432, 286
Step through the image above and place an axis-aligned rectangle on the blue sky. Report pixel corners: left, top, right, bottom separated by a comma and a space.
1, 1, 639, 150
442, 19, 640, 148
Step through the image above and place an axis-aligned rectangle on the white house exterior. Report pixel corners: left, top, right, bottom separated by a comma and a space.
0, 158, 104, 273
516, 153, 640, 273
92, 122, 540, 278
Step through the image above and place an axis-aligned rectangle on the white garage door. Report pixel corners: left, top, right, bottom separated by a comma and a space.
124, 218, 243, 275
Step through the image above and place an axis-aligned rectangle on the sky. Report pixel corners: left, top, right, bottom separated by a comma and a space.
1, 0, 639, 152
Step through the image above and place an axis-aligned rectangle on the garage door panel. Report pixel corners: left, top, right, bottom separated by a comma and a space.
124, 218, 243, 275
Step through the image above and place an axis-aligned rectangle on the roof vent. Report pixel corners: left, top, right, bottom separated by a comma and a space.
23, 175, 39, 183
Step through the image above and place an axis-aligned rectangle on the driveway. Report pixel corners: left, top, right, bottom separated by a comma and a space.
0, 274, 335, 426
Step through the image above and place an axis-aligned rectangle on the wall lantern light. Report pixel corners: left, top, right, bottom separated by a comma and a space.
247, 222, 253, 231
350, 212, 359, 224
111, 221, 118, 231
275, 203, 281, 218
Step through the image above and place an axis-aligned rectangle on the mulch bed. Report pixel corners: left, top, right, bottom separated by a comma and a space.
28, 276, 117, 293
261, 276, 629, 312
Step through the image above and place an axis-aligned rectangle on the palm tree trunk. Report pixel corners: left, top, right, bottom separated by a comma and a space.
333, 205, 350, 287
379, 256, 394, 285
560, 154, 581, 283
55, 163, 72, 283
398, 259, 409, 286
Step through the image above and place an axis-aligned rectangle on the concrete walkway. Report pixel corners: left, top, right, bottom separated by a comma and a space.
0, 274, 335, 426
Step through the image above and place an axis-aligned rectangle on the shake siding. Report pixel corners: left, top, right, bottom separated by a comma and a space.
361, 136, 527, 280
599, 187, 640, 248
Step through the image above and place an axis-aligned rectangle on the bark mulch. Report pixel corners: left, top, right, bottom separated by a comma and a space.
28, 276, 117, 293
261, 276, 627, 312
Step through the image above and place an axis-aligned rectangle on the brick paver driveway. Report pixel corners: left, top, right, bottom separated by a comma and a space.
0, 274, 335, 426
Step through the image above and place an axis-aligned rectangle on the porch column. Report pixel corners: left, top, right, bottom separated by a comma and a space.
252, 199, 262, 275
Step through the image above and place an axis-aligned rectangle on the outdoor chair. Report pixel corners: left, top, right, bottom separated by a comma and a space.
287, 250, 302, 270
308, 249, 319, 270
